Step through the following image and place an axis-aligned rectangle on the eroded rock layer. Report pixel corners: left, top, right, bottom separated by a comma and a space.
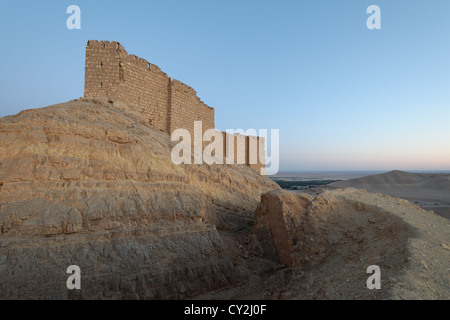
0, 99, 279, 299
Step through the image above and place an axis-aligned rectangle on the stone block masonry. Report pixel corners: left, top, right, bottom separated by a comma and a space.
84, 40, 214, 136
84, 40, 264, 174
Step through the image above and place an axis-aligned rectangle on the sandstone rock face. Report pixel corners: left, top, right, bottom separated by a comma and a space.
0, 99, 279, 299
254, 189, 450, 299
254, 190, 313, 266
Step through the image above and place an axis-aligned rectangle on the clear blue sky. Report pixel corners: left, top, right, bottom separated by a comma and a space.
1, 0, 450, 171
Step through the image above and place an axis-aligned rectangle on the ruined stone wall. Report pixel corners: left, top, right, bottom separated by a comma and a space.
222, 133, 266, 175
84, 40, 264, 174
247, 136, 266, 175
84, 40, 213, 135
116, 54, 171, 132
169, 80, 214, 135
84, 41, 122, 100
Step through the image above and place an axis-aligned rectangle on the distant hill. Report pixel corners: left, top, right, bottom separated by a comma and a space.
329, 170, 450, 219
330, 170, 450, 190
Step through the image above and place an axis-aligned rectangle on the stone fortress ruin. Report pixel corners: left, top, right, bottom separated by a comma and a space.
84, 40, 265, 173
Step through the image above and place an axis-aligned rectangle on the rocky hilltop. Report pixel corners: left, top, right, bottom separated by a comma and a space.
0, 98, 279, 299
0, 100, 448, 300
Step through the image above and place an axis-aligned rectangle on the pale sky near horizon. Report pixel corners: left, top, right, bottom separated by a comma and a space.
1, 0, 449, 171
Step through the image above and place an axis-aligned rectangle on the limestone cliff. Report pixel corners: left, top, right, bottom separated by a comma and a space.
0, 98, 279, 299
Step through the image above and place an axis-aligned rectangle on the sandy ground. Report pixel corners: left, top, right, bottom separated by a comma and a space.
327, 186, 450, 219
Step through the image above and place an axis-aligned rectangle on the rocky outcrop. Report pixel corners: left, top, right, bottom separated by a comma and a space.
0, 99, 279, 299
254, 189, 450, 299
254, 190, 313, 266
